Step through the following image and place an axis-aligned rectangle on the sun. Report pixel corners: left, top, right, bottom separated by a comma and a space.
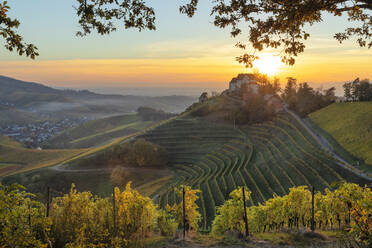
252, 54, 282, 76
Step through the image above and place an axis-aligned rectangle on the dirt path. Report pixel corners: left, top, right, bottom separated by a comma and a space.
285, 108, 371, 181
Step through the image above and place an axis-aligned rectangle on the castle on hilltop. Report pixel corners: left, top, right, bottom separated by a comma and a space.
229, 73, 258, 94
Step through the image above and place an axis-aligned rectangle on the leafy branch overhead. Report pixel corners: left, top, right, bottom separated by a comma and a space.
0, 1, 38, 59
179, 0, 372, 66
1, 0, 371, 65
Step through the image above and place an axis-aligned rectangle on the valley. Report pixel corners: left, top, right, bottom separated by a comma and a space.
3, 94, 370, 230
1, 74, 371, 247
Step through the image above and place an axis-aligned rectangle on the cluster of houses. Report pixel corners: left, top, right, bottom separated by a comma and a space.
0, 101, 15, 107
199, 73, 284, 112
0, 118, 87, 148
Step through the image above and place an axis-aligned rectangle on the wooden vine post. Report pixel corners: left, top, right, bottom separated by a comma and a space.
113, 187, 117, 235
242, 186, 249, 237
46, 186, 50, 217
311, 185, 315, 231
182, 186, 186, 240
28, 201, 31, 226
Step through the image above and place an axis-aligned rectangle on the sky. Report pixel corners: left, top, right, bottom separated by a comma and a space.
0, 0, 371, 95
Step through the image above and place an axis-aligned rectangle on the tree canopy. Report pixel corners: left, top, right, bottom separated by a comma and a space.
1, 0, 371, 65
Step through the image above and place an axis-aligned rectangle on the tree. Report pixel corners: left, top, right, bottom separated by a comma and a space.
343, 82, 352, 100
344, 78, 372, 101
0, 1, 38, 59
282, 78, 336, 116
282, 77, 297, 103
110, 166, 130, 187
2, 0, 371, 65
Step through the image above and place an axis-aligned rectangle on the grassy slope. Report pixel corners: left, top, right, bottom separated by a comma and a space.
44, 114, 154, 149
0, 135, 86, 177
1, 116, 179, 197
309, 102, 372, 167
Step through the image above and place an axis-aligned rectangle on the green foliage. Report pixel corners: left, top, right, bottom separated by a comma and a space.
190, 103, 213, 117
50, 184, 112, 247
137, 106, 175, 121
168, 185, 201, 232
3, 0, 372, 64
343, 78, 372, 101
211, 183, 372, 246
282, 78, 336, 116
0, 183, 50, 247
129, 139, 168, 167
0, 1, 38, 58
50, 183, 158, 247
212, 187, 251, 236
231, 93, 276, 125
113, 183, 158, 246
156, 209, 178, 236
77, 138, 168, 170
1, 181, 372, 246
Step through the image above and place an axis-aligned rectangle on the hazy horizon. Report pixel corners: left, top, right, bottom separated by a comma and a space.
54, 81, 347, 97
1, 1, 371, 88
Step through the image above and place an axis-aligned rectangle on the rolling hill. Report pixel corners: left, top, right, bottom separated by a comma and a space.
43, 114, 155, 149
0, 135, 86, 177
308, 102, 372, 170
140, 111, 369, 228
2, 94, 370, 229
0, 75, 196, 125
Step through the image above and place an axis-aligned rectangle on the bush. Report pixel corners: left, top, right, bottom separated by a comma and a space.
76, 139, 168, 169
191, 104, 212, 117
137, 106, 175, 121
167, 185, 201, 232
230, 94, 276, 125
157, 209, 178, 236
50, 183, 158, 247
50, 184, 112, 247
212, 187, 251, 236
0, 183, 51, 247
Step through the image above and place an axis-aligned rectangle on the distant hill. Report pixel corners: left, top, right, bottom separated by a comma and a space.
308, 102, 372, 169
0, 75, 196, 125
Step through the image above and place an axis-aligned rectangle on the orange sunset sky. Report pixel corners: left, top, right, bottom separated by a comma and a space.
0, 1, 371, 92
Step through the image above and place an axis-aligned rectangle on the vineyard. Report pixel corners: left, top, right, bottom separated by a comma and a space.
141, 112, 370, 229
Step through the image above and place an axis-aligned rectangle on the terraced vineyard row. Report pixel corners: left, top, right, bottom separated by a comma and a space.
140, 114, 370, 229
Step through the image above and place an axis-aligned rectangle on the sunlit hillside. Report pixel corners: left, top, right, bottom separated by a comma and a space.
309, 102, 372, 168
0, 134, 86, 177
138, 100, 370, 228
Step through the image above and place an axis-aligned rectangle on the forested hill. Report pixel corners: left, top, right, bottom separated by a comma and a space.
0, 75, 196, 125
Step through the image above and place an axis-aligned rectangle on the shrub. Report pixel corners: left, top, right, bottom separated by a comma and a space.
212, 187, 251, 236
167, 185, 201, 232
50, 184, 112, 247
157, 209, 178, 236
0, 183, 51, 247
